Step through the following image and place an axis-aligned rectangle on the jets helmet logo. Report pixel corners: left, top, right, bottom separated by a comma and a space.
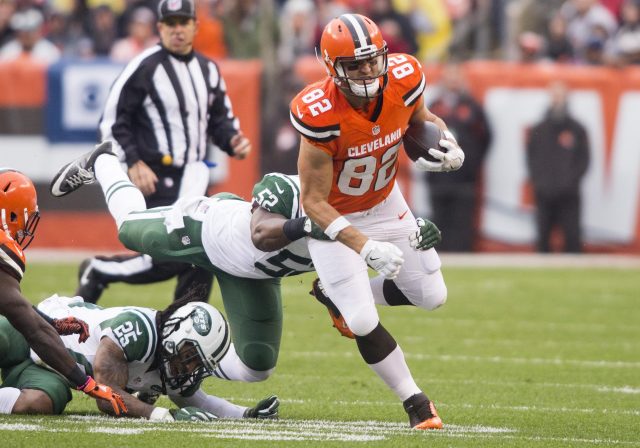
192, 306, 212, 336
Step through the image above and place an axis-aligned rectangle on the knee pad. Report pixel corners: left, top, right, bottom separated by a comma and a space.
418, 271, 447, 310
238, 342, 279, 373
400, 270, 447, 311
345, 304, 380, 337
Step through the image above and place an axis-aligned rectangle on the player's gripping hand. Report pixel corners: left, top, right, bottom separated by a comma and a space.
243, 395, 279, 419
409, 218, 442, 250
415, 131, 465, 172
52, 316, 90, 343
78, 376, 127, 415
360, 240, 404, 279
171, 407, 218, 422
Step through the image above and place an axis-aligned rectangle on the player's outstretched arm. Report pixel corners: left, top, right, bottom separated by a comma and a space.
250, 207, 330, 252
171, 388, 278, 420
0, 271, 91, 385
93, 338, 151, 418
250, 207, 297, 252
32, 306, 90, 343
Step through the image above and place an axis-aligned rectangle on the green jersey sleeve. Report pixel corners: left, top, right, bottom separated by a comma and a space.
251, 173, 302, 219
100, 310, 158, 363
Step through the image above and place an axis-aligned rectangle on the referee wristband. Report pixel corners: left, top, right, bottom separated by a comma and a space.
282, 217, 307, 241
324, 216, 351, 240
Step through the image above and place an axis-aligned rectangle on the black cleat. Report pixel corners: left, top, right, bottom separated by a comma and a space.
50, 140, 115, 197
310, 278, 354, 339
75, 258, 107, 304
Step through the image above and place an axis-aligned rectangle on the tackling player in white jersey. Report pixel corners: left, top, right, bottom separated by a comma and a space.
0, 294, 278, 420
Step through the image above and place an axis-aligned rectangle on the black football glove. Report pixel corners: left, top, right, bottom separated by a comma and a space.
243, 395, 279, 419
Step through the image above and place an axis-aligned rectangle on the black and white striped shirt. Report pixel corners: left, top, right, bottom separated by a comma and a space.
99, 44, 239, 169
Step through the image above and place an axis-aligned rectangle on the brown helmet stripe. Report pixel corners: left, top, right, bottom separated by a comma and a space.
339, 14, 372, 50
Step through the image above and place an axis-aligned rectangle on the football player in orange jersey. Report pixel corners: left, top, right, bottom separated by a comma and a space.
292, 14, 465, 429
0, 169, 126, 416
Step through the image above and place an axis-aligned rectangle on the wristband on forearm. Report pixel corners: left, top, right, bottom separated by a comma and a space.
324, 216, 351, 240
282, 217, 307, 241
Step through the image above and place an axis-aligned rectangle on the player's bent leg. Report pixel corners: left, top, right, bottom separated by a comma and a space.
118, 214, 212, 269
370, 269, 447, 311
1, 361, 71, 415
213, 344, 274, 382
0, 317, 31, 368
307, 239, 379, 337
215, 269, 282, 375
374, 237, 447, 310
10, 389, 55, 415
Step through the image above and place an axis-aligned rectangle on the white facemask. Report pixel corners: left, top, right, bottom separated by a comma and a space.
347, 78, 380, 97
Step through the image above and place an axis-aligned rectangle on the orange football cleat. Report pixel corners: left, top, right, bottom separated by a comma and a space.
309, 278, 354, 339
403, 393, 443, 430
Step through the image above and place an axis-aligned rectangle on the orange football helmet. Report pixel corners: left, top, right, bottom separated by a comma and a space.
320, 13, 388, 98
0, 169, 40, 248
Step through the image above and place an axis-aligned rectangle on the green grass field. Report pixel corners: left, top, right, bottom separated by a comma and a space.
3, 262, 638, 447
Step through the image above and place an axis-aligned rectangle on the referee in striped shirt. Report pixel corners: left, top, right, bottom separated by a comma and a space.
76, 0, 251, 305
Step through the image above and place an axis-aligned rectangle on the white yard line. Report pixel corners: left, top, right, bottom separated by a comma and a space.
1, 419, 638, 445
290, 350, 640, 369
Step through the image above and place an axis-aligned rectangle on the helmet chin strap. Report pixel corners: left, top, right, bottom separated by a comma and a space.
347, 78, 380, 98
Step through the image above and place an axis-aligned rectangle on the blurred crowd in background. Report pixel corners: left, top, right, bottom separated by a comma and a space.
2, 0, 640, 67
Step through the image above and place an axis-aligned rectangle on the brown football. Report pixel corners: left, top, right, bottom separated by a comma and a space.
402, 121, 446, 162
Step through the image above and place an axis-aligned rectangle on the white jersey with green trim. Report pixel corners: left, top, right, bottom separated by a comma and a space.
201, 173, 314, 278
31, 295, 173, 397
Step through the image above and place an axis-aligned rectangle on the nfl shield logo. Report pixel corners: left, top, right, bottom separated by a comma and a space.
372, 125, 380, 135
168, 0, 181, 11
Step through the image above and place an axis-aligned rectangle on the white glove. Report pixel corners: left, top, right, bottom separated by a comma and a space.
414, 132, 465, 172
149, 407, 175, 421
359, 239, 404, 279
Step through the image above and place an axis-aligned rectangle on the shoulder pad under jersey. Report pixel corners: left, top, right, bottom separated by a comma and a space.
0, 232, 25, 281
386, 53, 426, 107
100, 309, 158, 363
289, 79, 341, 143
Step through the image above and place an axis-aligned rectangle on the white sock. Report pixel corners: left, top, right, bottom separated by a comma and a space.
212, 344, 272, 382
367, 345, 421, 401
94, 154, 146, 228
0, 387, 21, 413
